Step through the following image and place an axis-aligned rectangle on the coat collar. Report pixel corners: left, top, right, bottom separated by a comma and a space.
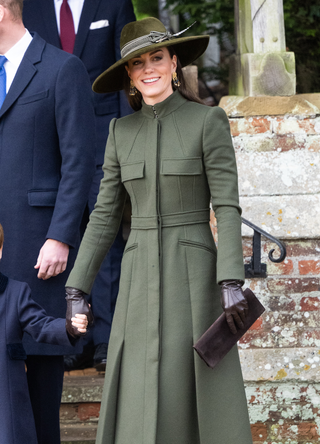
0, 272, 8, 294
0, 33, 45, 119
140, 90, 187, 120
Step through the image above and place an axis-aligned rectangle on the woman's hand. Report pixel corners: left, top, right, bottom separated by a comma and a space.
65, 287, 94, 337
220, 280, 248, 334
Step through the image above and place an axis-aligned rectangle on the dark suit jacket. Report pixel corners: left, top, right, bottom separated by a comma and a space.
0, 33, 95, 354
23, 0, 136, 165
0, 272, 74, 443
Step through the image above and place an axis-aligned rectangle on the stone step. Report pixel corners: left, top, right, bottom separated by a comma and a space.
60, 370, 104, 443
61, 424, 96, 443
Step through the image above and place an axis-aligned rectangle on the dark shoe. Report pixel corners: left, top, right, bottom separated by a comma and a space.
64, 345, 94, 371
93, 343, 108, 372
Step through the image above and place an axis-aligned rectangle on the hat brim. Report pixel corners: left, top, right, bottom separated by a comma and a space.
93, 35, 210, 94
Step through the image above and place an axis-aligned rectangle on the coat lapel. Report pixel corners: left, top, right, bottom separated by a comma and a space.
40, 0, 61, 48
73, 0, 102, 58
0, 34, 44, 119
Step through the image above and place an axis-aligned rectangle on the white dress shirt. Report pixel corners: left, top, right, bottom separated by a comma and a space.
54, 0, 85, 34
2, 30, 33, 93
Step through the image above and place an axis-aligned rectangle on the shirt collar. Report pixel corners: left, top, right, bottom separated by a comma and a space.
4, 29, 33, 69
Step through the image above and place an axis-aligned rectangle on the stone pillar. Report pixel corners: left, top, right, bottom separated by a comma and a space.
202, 35, 220, 88
230, 0, 296, 96
219, 94, 320, 442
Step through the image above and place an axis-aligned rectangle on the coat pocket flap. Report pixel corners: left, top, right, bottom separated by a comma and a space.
28, 190, 58, 207
161, 158, 203, 175
121, 161, 145, 182
17, 90, 49, 105
7, 343, 27, 360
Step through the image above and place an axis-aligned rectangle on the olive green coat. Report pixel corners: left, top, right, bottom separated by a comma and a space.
67, 91, 253, 444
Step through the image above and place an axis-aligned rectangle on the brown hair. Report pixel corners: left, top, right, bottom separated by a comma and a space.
0, 0, 23, 21
0, 224, 4, 250
124, 47, 204, 111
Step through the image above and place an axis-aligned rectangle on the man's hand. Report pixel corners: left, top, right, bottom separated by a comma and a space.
35, 239, 69, 280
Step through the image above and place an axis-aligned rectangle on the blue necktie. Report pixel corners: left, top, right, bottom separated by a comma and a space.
0, 55, 7, 109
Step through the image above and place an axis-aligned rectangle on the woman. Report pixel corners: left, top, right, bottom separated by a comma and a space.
66, 17, 253, 444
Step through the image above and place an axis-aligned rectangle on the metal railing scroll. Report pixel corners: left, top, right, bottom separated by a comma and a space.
242, 217, 287, 278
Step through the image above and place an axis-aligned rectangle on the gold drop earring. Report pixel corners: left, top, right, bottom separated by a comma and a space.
129, 79, 137, 96
172, 72, 181, 87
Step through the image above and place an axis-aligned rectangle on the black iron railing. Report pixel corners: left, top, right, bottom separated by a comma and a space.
242, 218, 287, 278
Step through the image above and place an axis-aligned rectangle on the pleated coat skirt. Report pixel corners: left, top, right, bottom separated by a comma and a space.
67, 91, 253, 444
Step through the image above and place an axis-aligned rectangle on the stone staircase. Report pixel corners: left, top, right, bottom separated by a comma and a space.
60, 369, 104, 443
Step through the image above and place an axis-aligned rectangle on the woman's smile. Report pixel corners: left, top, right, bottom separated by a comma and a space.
142, 77, 160, 84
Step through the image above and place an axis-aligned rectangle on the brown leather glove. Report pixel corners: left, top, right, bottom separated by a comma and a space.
65, 287, 94, 338
220, 280, 248, 335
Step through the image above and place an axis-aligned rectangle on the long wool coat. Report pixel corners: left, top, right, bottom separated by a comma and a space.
67, 91, 253, 444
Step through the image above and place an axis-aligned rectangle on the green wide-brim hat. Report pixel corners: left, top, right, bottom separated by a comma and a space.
93, 17, 210, 94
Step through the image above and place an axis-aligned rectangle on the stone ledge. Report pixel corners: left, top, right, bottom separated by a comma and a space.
62, 441, 95, 444
60, 423, 97, 442
219, 94, 320, 117
62, 375, 104, 403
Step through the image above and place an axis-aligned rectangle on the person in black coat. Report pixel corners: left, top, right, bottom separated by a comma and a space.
0, 223, 89, 444
0, 1, 95, 442
23, 0, 136, 371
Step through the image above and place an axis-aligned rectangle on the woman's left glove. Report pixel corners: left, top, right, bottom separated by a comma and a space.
220, 280, 248, 335
65, 287, 94, 338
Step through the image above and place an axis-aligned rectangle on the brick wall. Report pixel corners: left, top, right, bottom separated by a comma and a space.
225, 109, 320, 444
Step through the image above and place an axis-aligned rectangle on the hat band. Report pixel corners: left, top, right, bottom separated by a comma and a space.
121, 31, 173, 59
120, 22, 197, 59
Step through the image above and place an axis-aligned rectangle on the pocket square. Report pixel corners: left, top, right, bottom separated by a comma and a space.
90, 20, 109, 30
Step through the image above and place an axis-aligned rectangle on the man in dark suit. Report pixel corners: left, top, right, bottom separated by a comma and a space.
0, 1, 95, 443
23, 0, 136, 370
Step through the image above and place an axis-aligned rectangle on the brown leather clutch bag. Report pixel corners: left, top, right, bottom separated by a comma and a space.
193, 288, 265, 369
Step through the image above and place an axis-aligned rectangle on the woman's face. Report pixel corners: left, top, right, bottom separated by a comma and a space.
126, 47, 177, 105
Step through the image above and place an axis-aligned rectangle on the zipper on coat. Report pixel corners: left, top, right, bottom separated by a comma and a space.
153, 105, 160, 226
155, 117, 163, 362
